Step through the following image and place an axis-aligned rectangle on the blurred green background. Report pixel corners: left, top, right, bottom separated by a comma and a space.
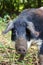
0, 0, 43, 18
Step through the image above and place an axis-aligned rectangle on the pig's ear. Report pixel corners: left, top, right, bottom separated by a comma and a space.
23, 18, 36, 34
26, 21, 40, 37
24, 18, 40, 37
2, 20, 14, 34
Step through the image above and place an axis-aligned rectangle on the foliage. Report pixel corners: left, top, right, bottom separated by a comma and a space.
0, 15, 10, 23
0, 0, 43, 17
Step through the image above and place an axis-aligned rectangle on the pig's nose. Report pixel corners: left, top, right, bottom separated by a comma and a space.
18, 48, 26, 55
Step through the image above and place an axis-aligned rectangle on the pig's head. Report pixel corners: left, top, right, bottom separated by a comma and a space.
2, 17, 39, 56
2, 19, 28, 56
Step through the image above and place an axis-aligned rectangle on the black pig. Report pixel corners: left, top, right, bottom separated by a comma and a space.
2, 7, 43, 64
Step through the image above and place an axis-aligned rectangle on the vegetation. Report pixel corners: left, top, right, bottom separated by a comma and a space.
0, 0, 43, 17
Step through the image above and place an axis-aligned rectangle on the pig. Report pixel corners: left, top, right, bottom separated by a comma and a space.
2, 7, 43, 64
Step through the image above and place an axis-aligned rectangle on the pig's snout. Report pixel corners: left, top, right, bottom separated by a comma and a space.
17, 46, 26, 55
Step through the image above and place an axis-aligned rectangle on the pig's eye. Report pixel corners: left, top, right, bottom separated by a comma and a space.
18, 49, 21, 52
23, 49, 25, 52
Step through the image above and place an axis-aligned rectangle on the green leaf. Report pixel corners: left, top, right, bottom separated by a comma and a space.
0, 43, 4, 48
